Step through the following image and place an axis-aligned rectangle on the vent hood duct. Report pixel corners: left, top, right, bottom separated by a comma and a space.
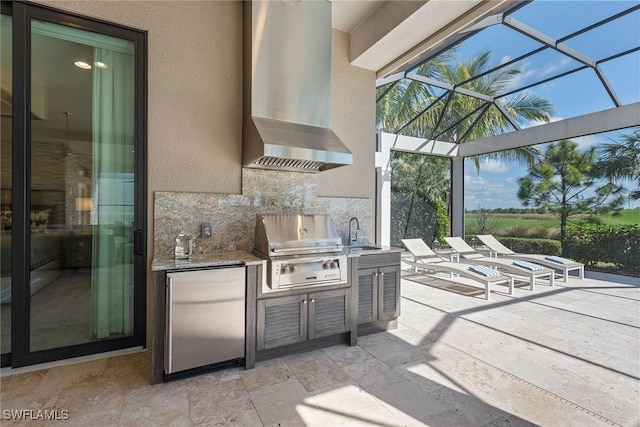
243, 0, 353, 173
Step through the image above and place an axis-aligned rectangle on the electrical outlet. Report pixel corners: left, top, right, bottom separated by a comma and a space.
201, 223, 212, 238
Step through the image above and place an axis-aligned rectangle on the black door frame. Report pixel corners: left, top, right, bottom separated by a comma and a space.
2, 0, 147, 368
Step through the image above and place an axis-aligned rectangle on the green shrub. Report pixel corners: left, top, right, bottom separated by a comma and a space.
498, 225, 552, 239
434, 203, 450, 246
566, 224, 640, 275
497, 237, 562, 256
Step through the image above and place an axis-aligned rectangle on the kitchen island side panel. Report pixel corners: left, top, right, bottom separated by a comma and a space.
245, 263, 260, 369
151, 270, 167, 384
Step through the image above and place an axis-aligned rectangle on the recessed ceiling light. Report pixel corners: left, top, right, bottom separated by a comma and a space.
94, 61, 108, 69
74, 61, 92, 70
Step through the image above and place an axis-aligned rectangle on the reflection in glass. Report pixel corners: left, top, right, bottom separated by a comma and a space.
28, 20, 135, 351
1, 14, 12, 356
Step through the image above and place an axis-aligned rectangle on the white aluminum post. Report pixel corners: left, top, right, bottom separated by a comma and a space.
451, 157, 464, 237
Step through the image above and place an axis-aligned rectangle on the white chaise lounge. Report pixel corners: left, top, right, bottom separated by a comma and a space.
401, 238, 514, 300
476, 234, 585, 282
443, 236, 555, 290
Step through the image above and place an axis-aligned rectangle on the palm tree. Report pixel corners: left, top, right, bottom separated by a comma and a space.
595, 129, 640, 200
377, 49, 555, 168
379, 48, 556, 244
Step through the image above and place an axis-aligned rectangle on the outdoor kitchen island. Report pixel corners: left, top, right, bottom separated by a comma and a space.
150, 246, 402, 384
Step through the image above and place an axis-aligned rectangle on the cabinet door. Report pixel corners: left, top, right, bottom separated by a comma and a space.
378, 265, 401, 320
308, 288, 349, 340
357, 268, 377, 325
257, 294, 307, 350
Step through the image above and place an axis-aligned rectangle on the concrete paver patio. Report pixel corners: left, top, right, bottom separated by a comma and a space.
1, 270, 638, 426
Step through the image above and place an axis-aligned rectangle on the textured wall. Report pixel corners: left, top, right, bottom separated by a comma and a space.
319, 30, 377, 201
35, 1, 376, 239
36, 1, 244, 194
31, 1, 376, 349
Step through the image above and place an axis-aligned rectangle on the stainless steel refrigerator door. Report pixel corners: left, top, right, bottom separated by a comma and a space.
165, 267, 245, 374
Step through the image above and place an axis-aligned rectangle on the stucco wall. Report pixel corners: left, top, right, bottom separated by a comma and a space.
32, 0, 376, 348
37, 1, 375, 224
319, 29, 376, 201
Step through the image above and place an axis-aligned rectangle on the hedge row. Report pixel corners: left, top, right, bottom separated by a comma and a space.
486, 224, 640, 275
565, 224, 640, 275
496, 237, 562, 257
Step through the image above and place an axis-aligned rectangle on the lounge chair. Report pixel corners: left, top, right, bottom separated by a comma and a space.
443, 236, 555, 290
476, 234, 584, 282
401, 238, 514, 300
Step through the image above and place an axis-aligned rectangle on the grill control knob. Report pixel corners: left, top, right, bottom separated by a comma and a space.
322, 262, 330, 270
330, 261, 338, 269
282, 265, 291, 274
290, 265, 297, 273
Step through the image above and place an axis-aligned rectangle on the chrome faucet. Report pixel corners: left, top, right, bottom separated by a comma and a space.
348, 217, 360, 245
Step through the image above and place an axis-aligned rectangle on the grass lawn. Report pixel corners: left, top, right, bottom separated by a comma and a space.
466, 208, 640, 232
598, 208, 640, 225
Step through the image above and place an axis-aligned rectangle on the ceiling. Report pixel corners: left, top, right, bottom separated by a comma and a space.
331, 0, 384, 33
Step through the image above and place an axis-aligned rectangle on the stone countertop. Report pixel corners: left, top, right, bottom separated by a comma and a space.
343, 245, 403, 257
152, 246, 403, 271
151, 250, 264, 271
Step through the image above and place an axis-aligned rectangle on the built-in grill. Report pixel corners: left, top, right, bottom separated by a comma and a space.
254, 214, 347, 290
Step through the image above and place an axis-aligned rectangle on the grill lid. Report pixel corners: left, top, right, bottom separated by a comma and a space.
255, 214, 343, 256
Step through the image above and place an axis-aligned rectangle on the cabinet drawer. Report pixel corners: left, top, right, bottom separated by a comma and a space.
357, 252, 401, 269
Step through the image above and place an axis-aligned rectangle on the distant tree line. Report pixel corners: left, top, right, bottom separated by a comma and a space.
465, 207, 550, 214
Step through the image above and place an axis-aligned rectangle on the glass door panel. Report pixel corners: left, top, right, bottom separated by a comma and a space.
1, 13, 12, 358
29, 20, 135, 352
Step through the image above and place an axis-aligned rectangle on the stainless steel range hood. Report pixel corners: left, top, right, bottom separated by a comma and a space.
243, 0, 353, 173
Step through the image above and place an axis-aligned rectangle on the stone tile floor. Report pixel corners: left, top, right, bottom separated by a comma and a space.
1, 270, 638, 426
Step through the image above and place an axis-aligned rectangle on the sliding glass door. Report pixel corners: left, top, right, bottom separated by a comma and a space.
1, 11, 13, 366
1, 2, 146, 368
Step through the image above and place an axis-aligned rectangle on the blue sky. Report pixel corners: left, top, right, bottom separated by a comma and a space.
459, 1, 640, 210
464, 129, 640, 210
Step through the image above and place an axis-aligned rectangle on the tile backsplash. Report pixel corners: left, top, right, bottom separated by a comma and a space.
154, 169, 373, 256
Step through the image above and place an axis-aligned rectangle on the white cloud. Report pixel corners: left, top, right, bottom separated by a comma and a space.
503, 61, 535, 91
524, 114, 563, 129
478, 159, 508, 173
507, 57, 572, 92
499, 55, 513, 65
539, 57, 573, 78
505, 176, 519, 184
464, 173, 523, 209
